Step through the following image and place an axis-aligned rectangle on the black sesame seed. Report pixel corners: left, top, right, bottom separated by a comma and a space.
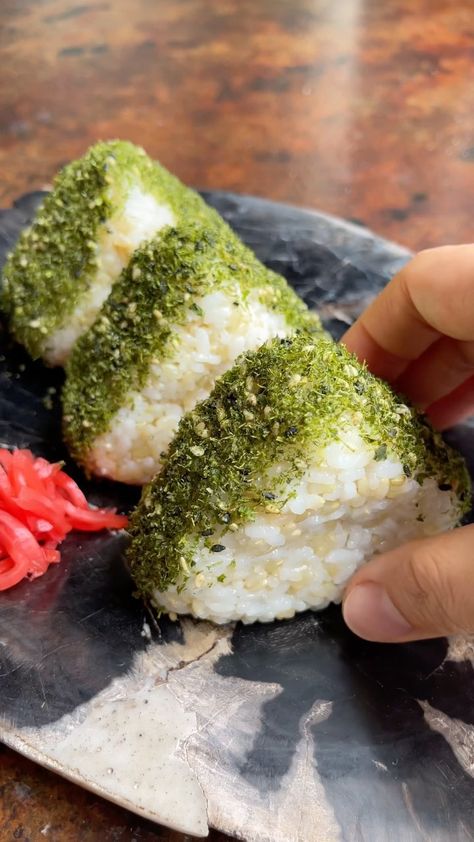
439, 483, 452, 491
210, 544, 226, 553
220, 512, 231, 523
284, 426, 298, 438
403, 464, 412, 477
201, 527, 214, 537
263, 492, 276, 500
374, 444, 387, 461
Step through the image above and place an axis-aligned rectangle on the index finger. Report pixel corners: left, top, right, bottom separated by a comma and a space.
342, 244, 474, 382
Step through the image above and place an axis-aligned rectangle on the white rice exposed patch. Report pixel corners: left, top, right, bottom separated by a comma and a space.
87, 288, 290, 484
45, 187, 175, 365
157, 427, 460, 624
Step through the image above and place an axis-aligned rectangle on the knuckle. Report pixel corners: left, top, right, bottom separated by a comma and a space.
403, 247, 450, 296
398, 252, 434, 310
415, 247, 437, 262
405, 545, 463, 634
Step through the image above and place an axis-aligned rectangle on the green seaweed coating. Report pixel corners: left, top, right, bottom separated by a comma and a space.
127, 333, 471, 596
1, 140, 209, 359
62, 222, 321, 463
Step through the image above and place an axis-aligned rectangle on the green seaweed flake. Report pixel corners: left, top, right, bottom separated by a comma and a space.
127, 333, 470, 596
63, 222, 320, 461
1, 140, 209, 358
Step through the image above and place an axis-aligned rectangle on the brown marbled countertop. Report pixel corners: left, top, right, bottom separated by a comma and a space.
0, 0, 473, 839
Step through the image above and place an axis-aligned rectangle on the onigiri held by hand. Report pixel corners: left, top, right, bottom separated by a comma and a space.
128, 333, 470, 625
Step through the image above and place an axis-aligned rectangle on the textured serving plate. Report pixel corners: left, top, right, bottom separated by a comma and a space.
0, 191, 474, 842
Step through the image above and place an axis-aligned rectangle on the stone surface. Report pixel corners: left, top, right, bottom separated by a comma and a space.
0, 0, 473, 251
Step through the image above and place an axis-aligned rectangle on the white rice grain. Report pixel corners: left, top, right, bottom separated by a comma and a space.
87, 288, 290, 484
155, 428, 460, 624
45, 187, 175, 365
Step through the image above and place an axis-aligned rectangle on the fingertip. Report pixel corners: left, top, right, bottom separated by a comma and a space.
343, 582, 413, 642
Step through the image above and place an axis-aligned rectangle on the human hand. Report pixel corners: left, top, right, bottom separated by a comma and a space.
341, 244, 474, 642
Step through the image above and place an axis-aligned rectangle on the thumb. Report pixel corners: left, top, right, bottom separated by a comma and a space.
342, 525, 474, 642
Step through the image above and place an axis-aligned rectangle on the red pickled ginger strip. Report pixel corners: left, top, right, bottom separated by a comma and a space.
0, 448, 128, 592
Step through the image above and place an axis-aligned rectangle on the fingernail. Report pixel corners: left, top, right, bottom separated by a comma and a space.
343, 582, 413, 642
